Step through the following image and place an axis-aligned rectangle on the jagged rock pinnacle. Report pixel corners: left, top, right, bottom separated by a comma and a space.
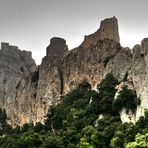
81, 16, 120, 48
46, 37, 68, 58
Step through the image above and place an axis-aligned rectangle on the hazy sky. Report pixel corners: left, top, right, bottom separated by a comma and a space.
0, 0, 148, 64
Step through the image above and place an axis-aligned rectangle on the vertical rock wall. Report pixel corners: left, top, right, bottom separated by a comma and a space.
130, 38, 148, 120
0, 43, 37, 126
0, 17, 148, 125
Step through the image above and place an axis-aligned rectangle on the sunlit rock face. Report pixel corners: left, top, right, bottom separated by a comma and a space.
113, 38, 148, 123
120, 108, 136, 124
35, 37, 68, 123
31, 17, 148, 124
130, 38, 148, 120
63, 17, 121, 92
35, 16, 132, 124
0, 17, 148, 126
0, 42, 37, 126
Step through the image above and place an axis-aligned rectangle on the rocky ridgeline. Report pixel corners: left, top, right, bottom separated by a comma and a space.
0, 17, 148, 126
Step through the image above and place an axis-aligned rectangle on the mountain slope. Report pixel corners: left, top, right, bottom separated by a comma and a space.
0, 17, 148, 126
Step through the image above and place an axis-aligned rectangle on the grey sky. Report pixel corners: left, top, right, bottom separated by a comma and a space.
0, 0, 148, 64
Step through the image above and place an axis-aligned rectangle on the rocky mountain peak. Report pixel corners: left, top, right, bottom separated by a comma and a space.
46, 37, 68, 58
81, 16, 120, 48
0, 17, 148, 126
0, 42, 37, 126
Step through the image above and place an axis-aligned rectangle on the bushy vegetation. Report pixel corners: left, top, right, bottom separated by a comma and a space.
97, 73, 119, 115
112, 86, 140, 113
0, 74, 147, 148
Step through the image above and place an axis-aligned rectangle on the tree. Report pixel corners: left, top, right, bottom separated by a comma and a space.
78, 126, 106, 148
110, 122, 138, 148
43, 134, 64, 148
112, 86, 138, 113
97, 73, 119, 114
97, 73, 118, 97
34, 122, 44, 132
110, 137, 123, 148
125, 133, 148, 148
17, 132, 43, 148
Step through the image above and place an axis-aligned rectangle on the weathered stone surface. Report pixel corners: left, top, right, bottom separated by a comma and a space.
81, 16, 120, 48
34, 17, 147, 124
133, 44, 141, 59
0, 17, 148, 126
0, 42, 37, 126
120, 108, 136, 123
63, 39, 121, 92
34, 17, 128, 124
46, 37, 68, 58
130, 38, 148, 120
34, 38, 68, 123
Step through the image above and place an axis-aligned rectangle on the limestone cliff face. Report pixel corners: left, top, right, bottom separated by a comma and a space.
0, 17, 148, 125
0, 43, 37, 126
35, 37, 68, 123
63, 39, 121, 92
35, 16, 132, 124
34, 17, 147, 124
130, 38, 148, 120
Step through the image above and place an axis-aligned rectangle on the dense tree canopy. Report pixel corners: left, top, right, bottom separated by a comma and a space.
0, 74, 147, 148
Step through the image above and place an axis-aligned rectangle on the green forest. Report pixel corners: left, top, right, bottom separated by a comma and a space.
0, 74, 147, 148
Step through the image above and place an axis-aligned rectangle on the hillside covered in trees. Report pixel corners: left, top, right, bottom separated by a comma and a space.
0, 74, 147, 148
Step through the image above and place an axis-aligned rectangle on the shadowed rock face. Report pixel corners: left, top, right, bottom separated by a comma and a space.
46, 37, 68, 58
0, 17, 147, 125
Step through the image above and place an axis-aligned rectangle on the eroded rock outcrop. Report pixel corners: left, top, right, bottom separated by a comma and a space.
35, 16, 132, 124
0, 17, 148, 125
130, 38, 148, 120
0, 42, 37, 126
35, 37, 68, 123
